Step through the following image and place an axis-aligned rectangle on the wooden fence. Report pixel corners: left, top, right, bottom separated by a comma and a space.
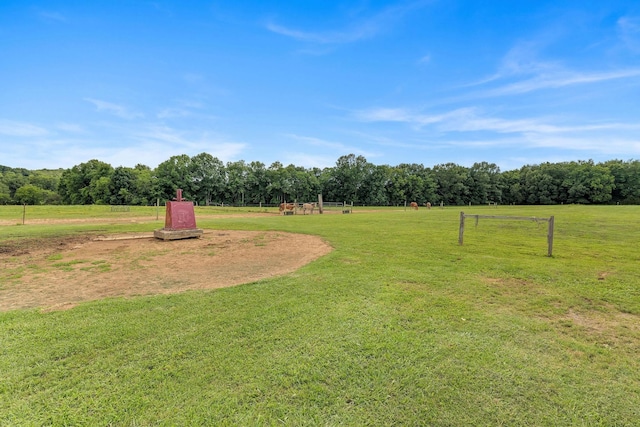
458, 212, 555, 257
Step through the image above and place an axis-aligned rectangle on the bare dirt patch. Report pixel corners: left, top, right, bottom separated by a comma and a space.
0, 230, 332, 312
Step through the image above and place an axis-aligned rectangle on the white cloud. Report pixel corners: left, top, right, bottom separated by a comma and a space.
463, 37, 640, 98
418, 54, 431, 64
266, 0, 431, 45
1, 130, 247, 170
183, 73, 204, 84
523, 134, 640, 155
480, 68, 640, 97
435, 111, 635, 135
133, 125, 247, 162
157, 108, 191, 119
356, 106, 640, 135
35, 8, 67, 22
283, 133, 376, 158
0, 120, 48, 137
354, 107, 474, 128
55, 122, 85, 133
84, 98, 143, 120
156, 99, 209, 119
281, 152, 337, 169
618, 15, 640, 53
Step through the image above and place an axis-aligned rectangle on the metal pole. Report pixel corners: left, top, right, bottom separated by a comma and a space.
547, 215, 555, 257
458, 211, 465, 245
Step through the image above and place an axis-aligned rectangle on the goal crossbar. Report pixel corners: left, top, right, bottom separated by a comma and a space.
458, 212, 555, 257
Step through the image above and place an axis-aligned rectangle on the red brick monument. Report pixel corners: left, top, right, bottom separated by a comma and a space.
154, 189, 203, 240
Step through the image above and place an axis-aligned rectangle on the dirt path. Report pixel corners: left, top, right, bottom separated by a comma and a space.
0, 230, 332, 312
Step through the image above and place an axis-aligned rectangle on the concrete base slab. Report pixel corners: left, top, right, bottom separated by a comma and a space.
154, 228, 203, 241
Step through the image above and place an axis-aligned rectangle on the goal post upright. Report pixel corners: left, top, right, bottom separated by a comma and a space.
459, 211, 555, 257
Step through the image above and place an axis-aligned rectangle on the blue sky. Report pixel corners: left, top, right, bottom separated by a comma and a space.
1, 1, 639, 171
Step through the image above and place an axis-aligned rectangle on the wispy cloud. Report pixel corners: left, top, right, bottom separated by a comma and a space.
355, 106, 640, 136
156, 99, 208, 119
183, 73, 204, 84
352, 103, 640, 160
463, 37, 640, 98
281, 153, 337, 169
0, 119, 48, 137
55, 122, 84, 133
35, 8, 67, 23
1, 122, 249, 169
494, 41, 558, 79
157, 108, 191, 119
479, 68, 640, 97
84, 98, 143, 119
134, 125, 247, 161
266, 0, 431, 45
284, 133, 376, 158
435, 110, 640, 134
418, 54, 431, 64
618, 15, 640, 53
523, 134, 640, 155
354, 107, 473, 128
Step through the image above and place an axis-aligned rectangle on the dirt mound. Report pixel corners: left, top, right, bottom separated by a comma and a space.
0, 230, 332, 311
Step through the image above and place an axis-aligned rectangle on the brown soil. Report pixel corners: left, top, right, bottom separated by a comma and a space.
0, 230, 332, 312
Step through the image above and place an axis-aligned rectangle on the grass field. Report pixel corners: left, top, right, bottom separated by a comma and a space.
1, 205, 639, 425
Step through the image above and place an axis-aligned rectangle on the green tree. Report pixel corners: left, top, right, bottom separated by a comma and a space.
604, 159, 640, 204
28, 170, 61, 192
324, 154, 369, 203
190, 153, 225, 205
225, 160, 249, 205
358, 163, 390, 205
246, 161, 269, 204
155, 155, 193, 201
109, 166, 136, 205
14, 184, 44, 205
2, 170, 28, 199
561, 160, 614, 204
42, 189, 62, 204
384, 166, 408, 205
58, 159, 114, 204
433, 163, 470, 205
266, 161, 293, 203
286, 164, 319, 202
468, 162, 502, 204
500, 169, 524, 205
519, 163, 563, 204
0, 179, 11, 204
391, 163, 438, 205
131, 164, 158, 205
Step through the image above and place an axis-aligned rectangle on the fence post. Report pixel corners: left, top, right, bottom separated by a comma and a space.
317, 194, 324, 214
458, 211, 465, 245
547, 215, 555, 257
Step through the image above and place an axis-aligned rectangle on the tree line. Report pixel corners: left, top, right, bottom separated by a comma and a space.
1, 154, 639, 206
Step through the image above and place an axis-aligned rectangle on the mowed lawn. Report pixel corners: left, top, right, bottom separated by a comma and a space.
1, 205, 639, 425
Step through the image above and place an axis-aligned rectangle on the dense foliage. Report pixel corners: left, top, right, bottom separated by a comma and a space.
1, 155, 639, 205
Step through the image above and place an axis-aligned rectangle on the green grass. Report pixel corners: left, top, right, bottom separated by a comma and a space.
0, 204, 277, 224
1, 205, 639, 425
